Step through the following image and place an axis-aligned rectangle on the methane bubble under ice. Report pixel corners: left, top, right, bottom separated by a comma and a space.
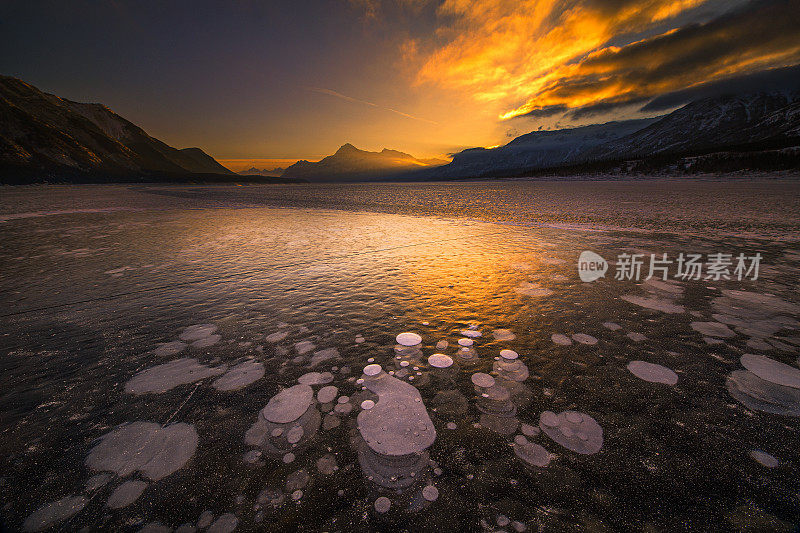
124, 358, 226, 395
86, 422, 198, 481
627, 361, 678, 385
539, 410, 603, 454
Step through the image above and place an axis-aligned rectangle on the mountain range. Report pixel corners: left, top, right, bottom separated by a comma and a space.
280, 143, 448, 182
0, 75, 284, 184
1, 74, 799, 184
409, 90, 800, 179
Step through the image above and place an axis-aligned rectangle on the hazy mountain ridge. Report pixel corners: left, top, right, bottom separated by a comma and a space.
592, 91, 800, 161
281, 143, 448, 182
238, 166, 286, 177
409, 90, 800, 179
0, 75, 234, 182
416, 118, 658, 179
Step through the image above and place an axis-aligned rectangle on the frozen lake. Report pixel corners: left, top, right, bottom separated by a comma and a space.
1, 180, 800, 531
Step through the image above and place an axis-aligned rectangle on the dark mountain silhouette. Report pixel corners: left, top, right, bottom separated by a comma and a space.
0, 75, 251, 183
281, 143, 448, 182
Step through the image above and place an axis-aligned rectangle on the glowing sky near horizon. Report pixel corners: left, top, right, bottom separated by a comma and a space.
1, 0, 798, 166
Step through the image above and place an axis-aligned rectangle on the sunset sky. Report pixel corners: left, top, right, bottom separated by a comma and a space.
2, 0, 799, 169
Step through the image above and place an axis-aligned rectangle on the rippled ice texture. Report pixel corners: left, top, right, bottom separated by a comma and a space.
1, 181, 800, 532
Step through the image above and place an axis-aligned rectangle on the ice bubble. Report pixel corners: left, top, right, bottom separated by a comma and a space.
493, 358, 530, 382
374, 496, 391, 513
436, 340, 448, 350
396, 332, 423, 346
542, 413, 561, 428
286, 425, 304, 444
520, 423, 540, 437
428, 353, 453, 368
317, 385, 339, 404
458, 338, 474, 347
364, 364, 383, 376
727, 370, 800, 416
179, 324, 218, 342
422, 485, 439, 502
626, 332, 647, 342
294, 340, 316, 355
139, 523, 171, 533
493, 329, 516, 341
213, 360, 265, 391
500, 349, 518, 360
198, 511, 214, 528
310, 347, 340, 367
621, 295, 684, 314
334, 403, 353, 415
741, 354, 800, 389
152, 341, 187, 357
572, 333, 598, 345
86, 422, 197, 481
297, 372, 334, 385
85, 473, 111, 491
565, 412, 583, 424
471, 373, 495, 388
461, 330, 482, 338
191, 334, 221, 349
261, 385, 314, 424
355, 335, 365, 344
750, 450, 779, 468
257, 487, 285, 508
107, 480, 148, 509
125, 358, 227, 395
291, 490, 303, 501
457, 347, 477, 359
446, 422, 457, 430
23, 496, 87, 532
627, 361, 678, 386
265, 331, 289, 343
207, 513, 238, 533
602, 322, 622, 331
323, 414, 341, 430
400, 360, 410, 367
691, 321, 735, 338
361, 400, 375, 410
357, 372, 436, 457
539, 410, 603, 454
551, 334, 572, 346
514, 440, 551, 468
243, 449, 262, 463
283, 453, 295, 463
285, 469, 310, 491
316, 454, 338, 475
515, 282, 554, 297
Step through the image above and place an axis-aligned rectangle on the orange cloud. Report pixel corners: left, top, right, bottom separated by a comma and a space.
409, 0, 800, 120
